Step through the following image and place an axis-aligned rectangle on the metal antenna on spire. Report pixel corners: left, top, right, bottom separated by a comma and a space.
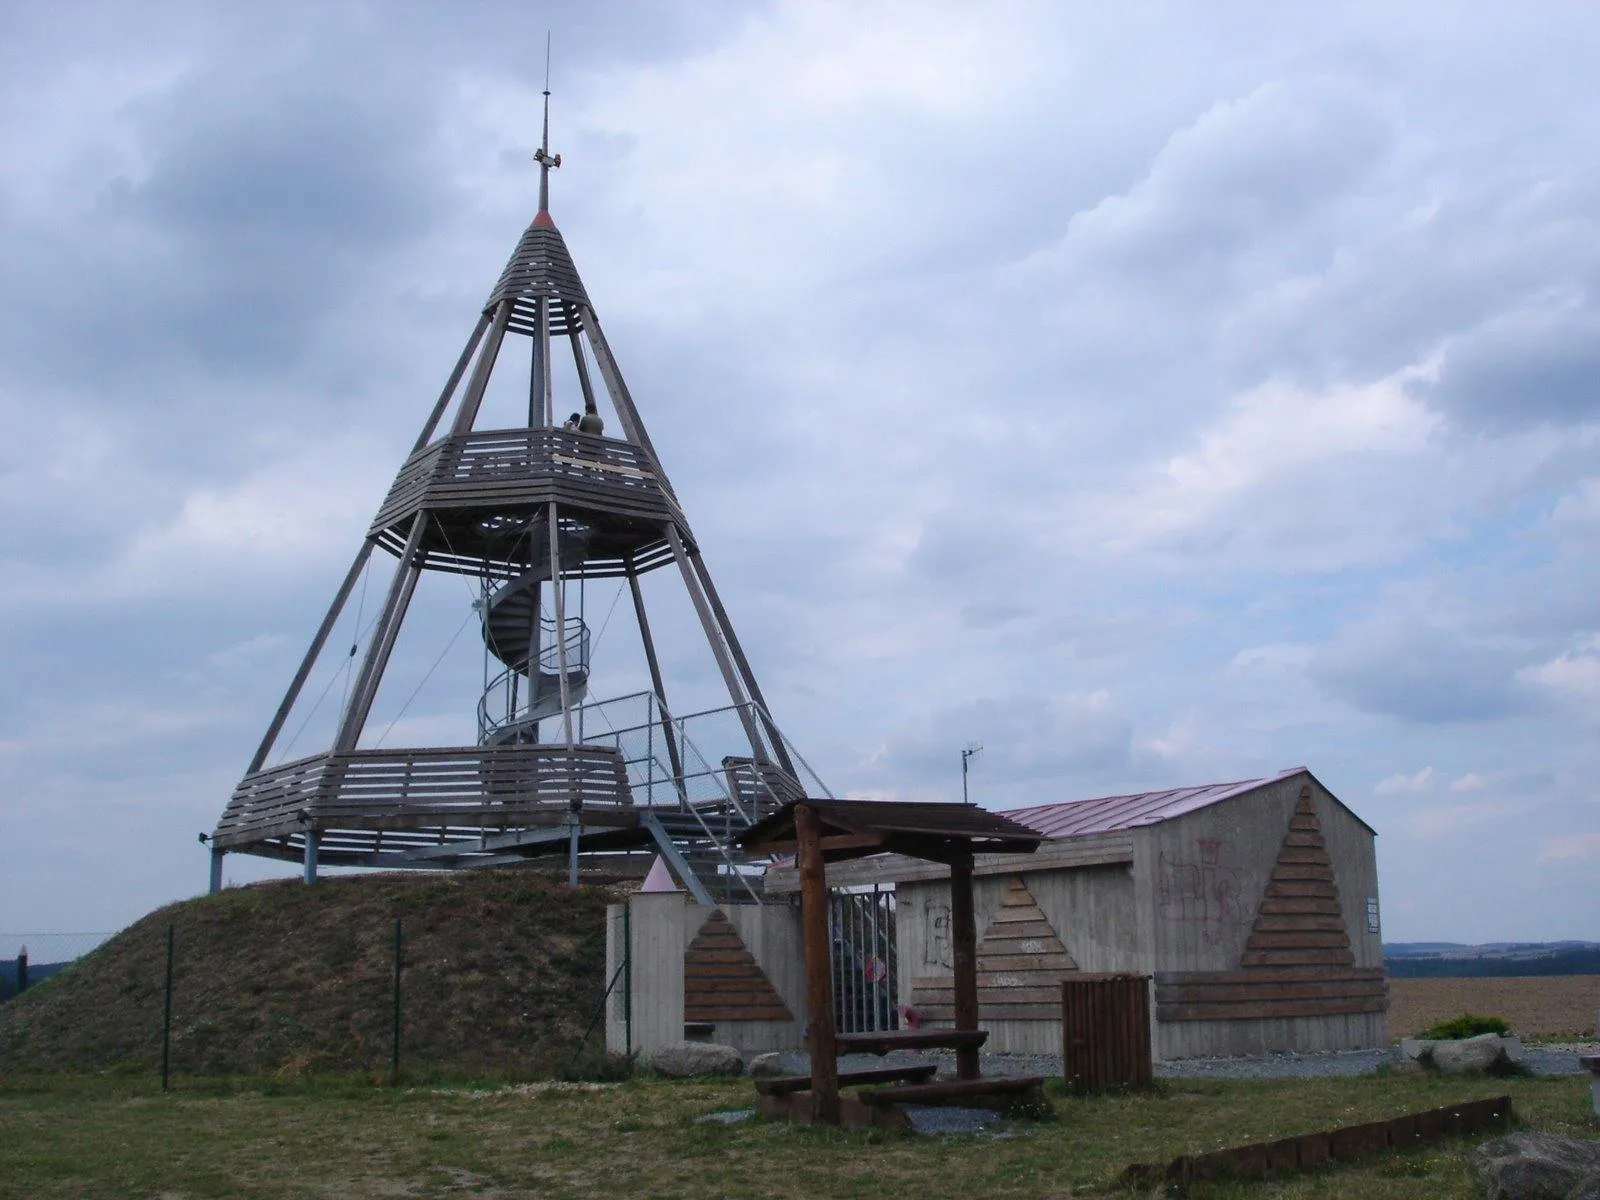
534, 31, 561, 214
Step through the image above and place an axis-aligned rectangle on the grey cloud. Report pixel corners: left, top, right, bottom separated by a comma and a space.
1063, 78, 1391, 274
1422, 304, 1600, 429
877, 694, 1133, 791
1310, 621, 1531, 723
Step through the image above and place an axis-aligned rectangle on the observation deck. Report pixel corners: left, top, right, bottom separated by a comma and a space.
369, 428, 689, 576
213, 743, 637, 865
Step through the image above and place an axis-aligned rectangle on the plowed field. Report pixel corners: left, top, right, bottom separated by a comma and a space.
1387, 974, 1600, 1039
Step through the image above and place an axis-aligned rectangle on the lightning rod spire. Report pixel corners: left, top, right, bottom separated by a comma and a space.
534, 31, 560, 219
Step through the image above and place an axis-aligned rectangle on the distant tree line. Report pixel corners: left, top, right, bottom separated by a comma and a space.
0, 959, 71, 1003
1384, 947, 1600, 978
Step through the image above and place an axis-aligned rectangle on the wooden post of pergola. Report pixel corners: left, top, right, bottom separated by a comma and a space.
740, 799, 1044, 1127
948, 851, 980, 1082
794, 802, 840, 1124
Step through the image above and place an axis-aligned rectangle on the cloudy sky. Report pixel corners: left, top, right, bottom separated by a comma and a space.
2, 1, 1596, 944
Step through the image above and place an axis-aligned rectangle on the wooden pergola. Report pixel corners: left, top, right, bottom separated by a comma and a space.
738, 799, 1044, 1125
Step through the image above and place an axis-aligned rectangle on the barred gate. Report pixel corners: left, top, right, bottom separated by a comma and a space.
828, 887, 898, 1033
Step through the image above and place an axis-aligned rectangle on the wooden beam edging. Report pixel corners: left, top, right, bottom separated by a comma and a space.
759, 833, 1135, 893
1121, 1095, 1512, 1191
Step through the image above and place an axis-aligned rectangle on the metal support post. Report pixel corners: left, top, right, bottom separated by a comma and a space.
303, 830, 320, 885
208, 849, 224, 895
161, 924, 174, 1091
391, 917, 403, 1082
568, 816, 580, 887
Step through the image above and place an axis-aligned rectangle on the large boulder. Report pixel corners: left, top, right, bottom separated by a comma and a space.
648, 1041, 744, 1078
1474, 1131, 1600, 1200
1431, 1032, 1509, 1074
748, 1052, 786, 1079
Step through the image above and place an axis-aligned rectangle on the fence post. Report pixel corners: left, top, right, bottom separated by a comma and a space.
161, 924, 174, 1091
623, 904, 632, 1059
15, 946, 26, 996
391, 917, 403, 1082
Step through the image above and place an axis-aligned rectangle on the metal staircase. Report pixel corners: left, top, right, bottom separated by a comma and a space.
476, 523, 593, 745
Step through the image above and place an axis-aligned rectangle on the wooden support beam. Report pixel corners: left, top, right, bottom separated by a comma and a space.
687, 550, 798, 778
449, 299, 513, 436
626, 558, 687, 800
796, 803, 839, 1126
247, 538, 378, 772
756, 833, 885, 856
333, 515, 428, 753
412, 311, 491, 453
664, 524, 767, 756
949, 851, 980, 1081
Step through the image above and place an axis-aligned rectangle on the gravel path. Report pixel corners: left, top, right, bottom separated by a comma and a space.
773, 1043, 1594, 1081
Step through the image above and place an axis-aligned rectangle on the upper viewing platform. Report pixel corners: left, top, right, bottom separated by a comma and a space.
369, 426, 688, 577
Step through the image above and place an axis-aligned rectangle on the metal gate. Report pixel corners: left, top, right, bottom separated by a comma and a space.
828, 886, 898, 1033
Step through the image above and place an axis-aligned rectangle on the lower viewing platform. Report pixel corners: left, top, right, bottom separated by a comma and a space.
213, 744, 638, 865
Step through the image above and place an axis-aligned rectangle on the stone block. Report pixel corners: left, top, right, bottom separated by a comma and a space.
1473, 1131, 1600, 1200
648, 1041, 744, 1077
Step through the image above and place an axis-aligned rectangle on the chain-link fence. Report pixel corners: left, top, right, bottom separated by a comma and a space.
0, 933, 112, 1002
0, 903, 623, 1083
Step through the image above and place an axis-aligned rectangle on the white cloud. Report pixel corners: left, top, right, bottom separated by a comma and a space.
1398, 800, 1518, 838
1375, 766, 1435, 795
1448, 773, 1488, 793
1518, 635, 1600, 706
1537, 834, 1600, 863
1087, 369, 1443, 568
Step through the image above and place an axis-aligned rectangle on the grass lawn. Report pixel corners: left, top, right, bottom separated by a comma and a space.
1, 1069, 1593, 1199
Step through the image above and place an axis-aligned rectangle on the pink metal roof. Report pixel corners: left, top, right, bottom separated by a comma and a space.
1000, 767, 1308, 839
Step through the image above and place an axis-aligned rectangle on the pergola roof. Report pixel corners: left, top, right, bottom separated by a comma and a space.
736, 799, 1043, 866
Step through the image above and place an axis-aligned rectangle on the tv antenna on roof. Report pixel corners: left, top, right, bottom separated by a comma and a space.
961, 742, 983, 805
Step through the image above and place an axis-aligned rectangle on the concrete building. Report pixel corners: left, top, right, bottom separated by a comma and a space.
771, 767, 1386, 1060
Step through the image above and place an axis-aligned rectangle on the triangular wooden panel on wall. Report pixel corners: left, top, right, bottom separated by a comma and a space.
1239, 787, 1355, 969
910, 876, 1078, 1022
977, 876, 1080, 979
684, 909, 793, 1022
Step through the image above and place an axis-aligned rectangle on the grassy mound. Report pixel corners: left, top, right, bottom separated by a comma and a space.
0, 870, 614, 1077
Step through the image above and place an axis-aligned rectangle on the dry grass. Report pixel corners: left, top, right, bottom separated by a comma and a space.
0, 1070, 1594, 1199
1387, 975, 1600, 1040
0, 870, 616, 1076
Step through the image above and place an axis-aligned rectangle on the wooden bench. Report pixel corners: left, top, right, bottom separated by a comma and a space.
834, 1029, 989, 1056
753, 1065, 939, 1097
857, 1075, 1047, 1112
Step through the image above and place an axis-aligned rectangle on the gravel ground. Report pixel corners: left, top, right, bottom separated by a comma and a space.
743, 1043, 1594, 1137
772, 1043, 1595, 1080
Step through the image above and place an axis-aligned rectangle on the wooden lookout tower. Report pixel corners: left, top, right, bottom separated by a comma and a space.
208, 94, 821, 899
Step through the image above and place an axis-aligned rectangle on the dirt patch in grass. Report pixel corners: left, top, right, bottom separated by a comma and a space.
1388, 975, 1600, 1039
0, 870, 617, 1077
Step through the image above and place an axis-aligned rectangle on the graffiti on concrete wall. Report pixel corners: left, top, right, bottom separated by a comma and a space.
923, 903, 951, 969
1158, 838, 1249, 946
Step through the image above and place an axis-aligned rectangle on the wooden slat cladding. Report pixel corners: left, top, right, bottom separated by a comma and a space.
1154, 969, 1387, 1022
485, 223, 592, 335
1240, 789, 1355, 969
683, 909, 792, 1023
1062, 974, 1153, 1092
909, 876, 1077, 1022
213, 743, 634, 849
368, 428, 686, 558
1154, 788, 1383, 1022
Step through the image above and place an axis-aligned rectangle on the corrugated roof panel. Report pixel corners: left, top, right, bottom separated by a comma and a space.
1001, 768, 1304, 839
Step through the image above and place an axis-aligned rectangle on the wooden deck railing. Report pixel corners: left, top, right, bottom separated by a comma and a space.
213, 743, 633, 849
370, 428, 678, 535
